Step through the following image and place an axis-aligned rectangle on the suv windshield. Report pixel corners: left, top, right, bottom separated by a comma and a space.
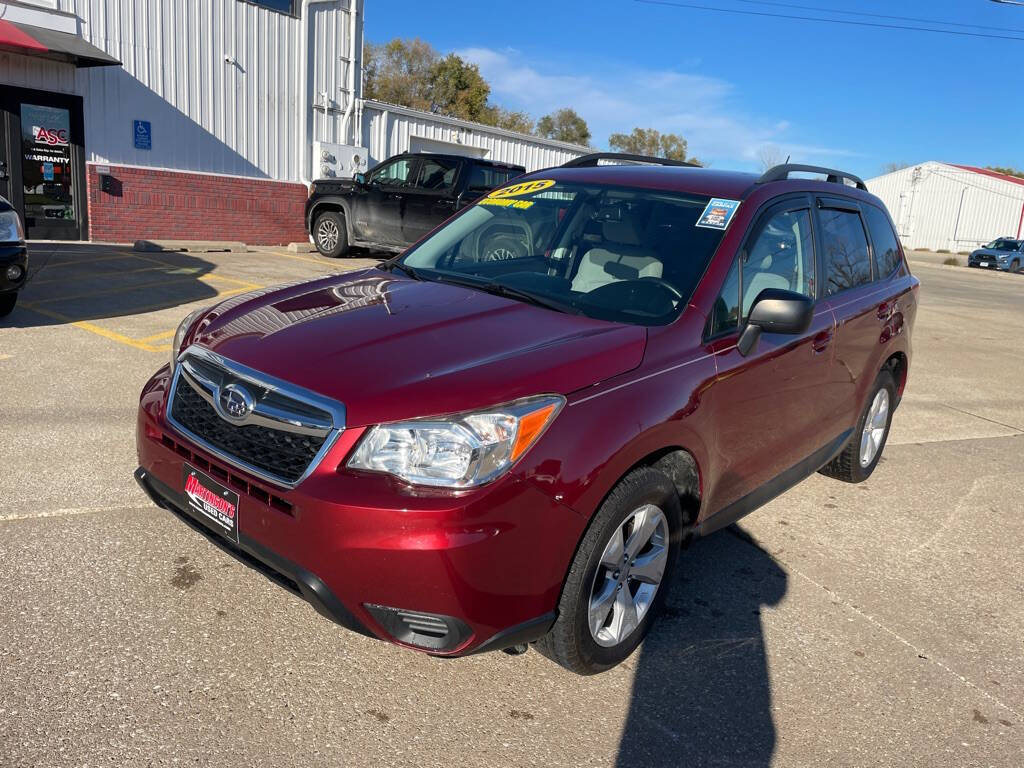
985, 238, 1019, 251
396, 180, 726, 325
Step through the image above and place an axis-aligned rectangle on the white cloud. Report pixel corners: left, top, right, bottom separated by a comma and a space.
458, 47, 855, 169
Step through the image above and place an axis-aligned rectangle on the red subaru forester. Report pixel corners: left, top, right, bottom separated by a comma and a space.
135, 156, 918, 674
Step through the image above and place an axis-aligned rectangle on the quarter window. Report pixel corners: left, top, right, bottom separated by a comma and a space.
820, 207, 872, 295
863, 205, 902, 278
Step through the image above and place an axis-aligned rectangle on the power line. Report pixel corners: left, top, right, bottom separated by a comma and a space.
733, 0, 1024, 35
635, 0, 1024, 42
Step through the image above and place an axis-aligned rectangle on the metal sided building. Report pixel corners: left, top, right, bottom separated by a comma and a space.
866, 162, 1024, 253
1, 0, 363, 245
1, 0, 587, 245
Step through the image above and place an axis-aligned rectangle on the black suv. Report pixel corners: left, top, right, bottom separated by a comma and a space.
305, 153, 524, 258
0, 195, 28, 318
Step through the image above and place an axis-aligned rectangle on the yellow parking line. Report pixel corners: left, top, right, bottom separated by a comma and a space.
17, 304, 166, 352
137, 329, 176, 343
31, 272, 258, 306
201, 273, 263, 290
31, 264, 207, 286
268, 250, 338, 268
42, 252, 167, 268
17, 284, 257, 353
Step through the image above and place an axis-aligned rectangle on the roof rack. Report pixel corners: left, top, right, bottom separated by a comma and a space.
758, 164, 867, 191
562, 152, 697, 169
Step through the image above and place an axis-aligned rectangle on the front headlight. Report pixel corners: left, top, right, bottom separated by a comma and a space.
0, 209, 25, 242
347, 396, 564, 488
170, 308, 206, 370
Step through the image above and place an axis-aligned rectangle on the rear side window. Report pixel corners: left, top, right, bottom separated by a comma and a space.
415, 157, 458, 191
466, 165, 518, 194
863, 205, 902, 278
819, 207, 872, 295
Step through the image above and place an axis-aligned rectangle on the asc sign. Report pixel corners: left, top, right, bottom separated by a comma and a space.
32, 126, 69, 146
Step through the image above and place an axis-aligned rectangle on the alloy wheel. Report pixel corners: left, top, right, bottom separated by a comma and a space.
859, 388, 890, 467
588, 504, 668, 648
317, 219, 340, 251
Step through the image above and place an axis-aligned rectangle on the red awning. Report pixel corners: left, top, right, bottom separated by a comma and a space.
0, 20, 120, 68
0, 20, 49, 54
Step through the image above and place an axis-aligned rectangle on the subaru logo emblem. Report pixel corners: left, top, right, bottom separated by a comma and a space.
218, 383, 255, 423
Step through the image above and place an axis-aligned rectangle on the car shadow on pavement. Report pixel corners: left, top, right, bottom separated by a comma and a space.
616, 526, 786, 768
7, 242, 221, 328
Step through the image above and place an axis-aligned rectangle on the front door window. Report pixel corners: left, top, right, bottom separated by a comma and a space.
20, 103, 75, 227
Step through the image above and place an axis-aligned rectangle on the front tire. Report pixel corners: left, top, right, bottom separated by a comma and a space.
0, 292, 17, 318
313, 211, 349, 258
1010, 259, 1021, 274
819, 368, 897, 483
536, 466, 682, 675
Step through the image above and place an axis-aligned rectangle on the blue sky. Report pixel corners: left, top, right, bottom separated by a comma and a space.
364, 0, 1024, 179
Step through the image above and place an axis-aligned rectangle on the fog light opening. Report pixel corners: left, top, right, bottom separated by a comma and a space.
5, 264, 24, 282
363, 603, 472, 652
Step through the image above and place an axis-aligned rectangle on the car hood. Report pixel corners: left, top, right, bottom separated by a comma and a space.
190, 270, 647, 427
973, 249, 1010, 257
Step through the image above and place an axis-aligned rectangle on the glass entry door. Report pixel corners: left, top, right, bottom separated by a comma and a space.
20, 103, 78, 239
0, 86, 85, 241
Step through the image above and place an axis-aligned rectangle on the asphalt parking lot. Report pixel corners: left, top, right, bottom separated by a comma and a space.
1, 245, 1022, 768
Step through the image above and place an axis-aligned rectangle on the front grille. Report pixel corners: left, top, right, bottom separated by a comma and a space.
171, 383, 326, 483
167, 347, 344, 487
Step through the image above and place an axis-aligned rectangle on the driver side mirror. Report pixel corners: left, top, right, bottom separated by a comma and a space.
737, 288, 814, 357
353, 173, 366, 185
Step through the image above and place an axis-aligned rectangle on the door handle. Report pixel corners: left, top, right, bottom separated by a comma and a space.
812, 330, 833, 353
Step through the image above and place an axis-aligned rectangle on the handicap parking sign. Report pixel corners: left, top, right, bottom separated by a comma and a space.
133, 120, 151, 150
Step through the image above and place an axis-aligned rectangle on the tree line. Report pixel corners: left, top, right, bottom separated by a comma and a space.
364, 38, 701, 165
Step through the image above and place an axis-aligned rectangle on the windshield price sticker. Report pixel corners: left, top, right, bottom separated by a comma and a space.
696, 198, 741, 230
488, 179, 556, 199
479, 198, 535, 210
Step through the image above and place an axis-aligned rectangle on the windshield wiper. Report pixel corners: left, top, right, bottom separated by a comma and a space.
380, 261, 422, 280
431, 273, 577, 315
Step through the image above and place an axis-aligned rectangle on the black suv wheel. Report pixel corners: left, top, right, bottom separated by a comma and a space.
313, 211, 350, 258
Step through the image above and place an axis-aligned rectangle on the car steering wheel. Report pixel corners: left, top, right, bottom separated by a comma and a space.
637, 276, 684, 300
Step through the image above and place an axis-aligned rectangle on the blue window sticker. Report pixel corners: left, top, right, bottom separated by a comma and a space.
696, 198, 741, 230
133, 120, 152, 151
42, 162, 54, 181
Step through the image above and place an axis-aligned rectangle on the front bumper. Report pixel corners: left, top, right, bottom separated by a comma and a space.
968, 255, 1012, 270
136, 366, 578, 655
0, 244, 28, 293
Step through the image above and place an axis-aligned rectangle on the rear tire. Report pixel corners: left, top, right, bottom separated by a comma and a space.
535, 466, 682, 675
0, 292, 17, 318
313, 211, 349, 258
819, 368, 897, 483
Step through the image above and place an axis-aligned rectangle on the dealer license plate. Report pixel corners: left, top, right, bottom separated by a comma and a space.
980, 261, 990, 267
183, 464, 239, 543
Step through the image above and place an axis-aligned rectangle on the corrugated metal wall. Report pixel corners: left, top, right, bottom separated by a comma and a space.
360, 101, 587, 173
867, 162, 1024, 252
3, 0, 358, 182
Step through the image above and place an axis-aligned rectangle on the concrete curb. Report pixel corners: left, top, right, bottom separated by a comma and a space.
133, 240, 247, 253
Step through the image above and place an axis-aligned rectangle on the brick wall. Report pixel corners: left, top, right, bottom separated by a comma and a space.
86, 164, 309, 245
